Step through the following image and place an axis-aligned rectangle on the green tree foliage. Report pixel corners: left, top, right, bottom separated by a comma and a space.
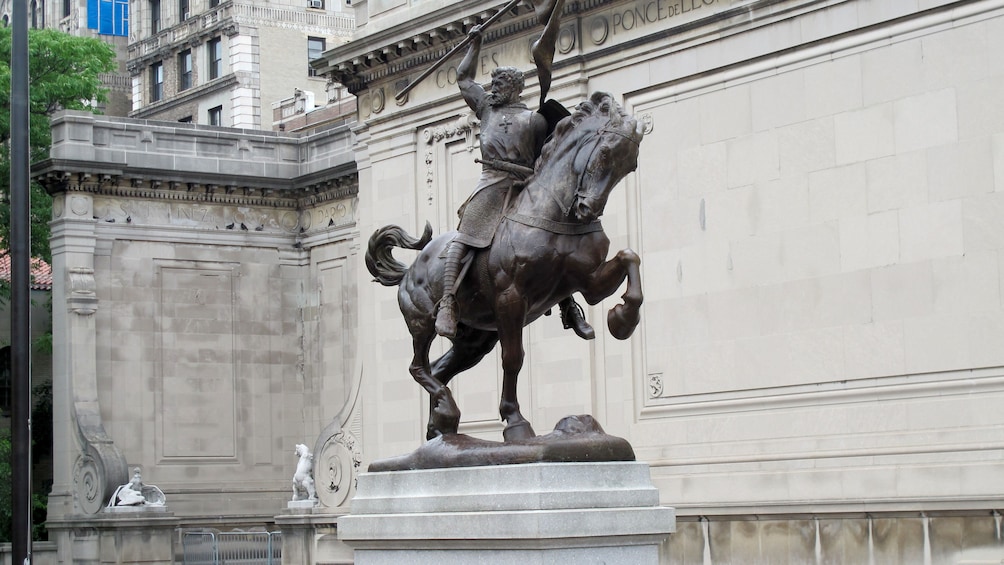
0, 28, 116, 300
0, 381, 54, 542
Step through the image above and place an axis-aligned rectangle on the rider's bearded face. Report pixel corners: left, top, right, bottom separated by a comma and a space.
487, 76, 517, 106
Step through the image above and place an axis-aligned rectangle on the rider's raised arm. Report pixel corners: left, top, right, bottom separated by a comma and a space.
457, 25, 487, 113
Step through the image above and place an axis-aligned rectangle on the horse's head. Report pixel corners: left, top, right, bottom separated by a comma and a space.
538, 92, 645, 223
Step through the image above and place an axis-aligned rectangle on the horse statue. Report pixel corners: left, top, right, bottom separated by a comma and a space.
291, 443, 316, 501
366, 92, 644, 443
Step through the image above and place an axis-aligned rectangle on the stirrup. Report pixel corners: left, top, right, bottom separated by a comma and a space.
561, 300, 595, 340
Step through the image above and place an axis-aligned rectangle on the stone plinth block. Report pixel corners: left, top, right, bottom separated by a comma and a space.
47, 511, 179, 565
338, 461, 676, 564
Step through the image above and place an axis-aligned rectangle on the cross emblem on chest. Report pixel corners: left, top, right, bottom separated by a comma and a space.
498, 113, 513, 134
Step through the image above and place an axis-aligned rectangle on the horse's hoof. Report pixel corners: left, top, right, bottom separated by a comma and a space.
503, 420, 536, 442
608, 304, 639, 340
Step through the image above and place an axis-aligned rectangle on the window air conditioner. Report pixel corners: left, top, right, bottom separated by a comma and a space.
308, 0, 322, 8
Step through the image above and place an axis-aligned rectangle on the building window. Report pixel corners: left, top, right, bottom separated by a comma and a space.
30, 0, 38, 28
178, 116, 193, 123
208, 105, 222, 126
86, 0, 128, 36
307, 0, 323, 8
150, 0, 160, 33
307, 36, 325, 77
207, 37, 222, 80
62, 0, 70, 18
178, 0, 188, 19
150, 62, 164, 102
178, 49, 192, 91
209, 0, 219, 6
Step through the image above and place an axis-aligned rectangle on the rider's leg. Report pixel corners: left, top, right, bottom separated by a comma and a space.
436, 240, 468, 338
559, 295, 595, 340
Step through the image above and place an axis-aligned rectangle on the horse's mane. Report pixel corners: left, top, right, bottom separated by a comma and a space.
534, 92, 629, 175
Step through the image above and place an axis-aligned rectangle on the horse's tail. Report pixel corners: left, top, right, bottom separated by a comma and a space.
365, 222, 434, 286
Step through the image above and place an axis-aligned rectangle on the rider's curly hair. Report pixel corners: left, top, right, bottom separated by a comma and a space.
490, 66, 525, 95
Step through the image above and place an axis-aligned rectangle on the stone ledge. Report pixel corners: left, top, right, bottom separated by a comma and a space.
351, 461, 660, 514
338, 462, 675, 547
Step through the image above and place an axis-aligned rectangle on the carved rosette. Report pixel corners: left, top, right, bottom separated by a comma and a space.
313, 428, 362, 509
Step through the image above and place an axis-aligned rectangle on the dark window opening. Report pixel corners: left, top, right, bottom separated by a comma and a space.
207, 37, 222, 80
179, 49, 192, 90
150, 62, 164, 102
208, 105, 222, 126
150, 0, 161, 33
307, 36, 325, 77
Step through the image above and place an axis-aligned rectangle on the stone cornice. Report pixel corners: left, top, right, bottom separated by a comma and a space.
33, 161, 359, 211
313, 0, 538, 94
314, 0, 626, 94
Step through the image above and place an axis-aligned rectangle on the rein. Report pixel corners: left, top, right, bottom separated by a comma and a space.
549, 124, 638, 219
504, 212, 603, 235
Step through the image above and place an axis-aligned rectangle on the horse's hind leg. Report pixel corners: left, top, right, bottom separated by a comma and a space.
407, 325, 460, 440
431, 328, 499, 387
423, 329, 497, 439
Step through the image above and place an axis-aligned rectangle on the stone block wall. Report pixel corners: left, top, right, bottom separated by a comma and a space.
34, 114, 361, 536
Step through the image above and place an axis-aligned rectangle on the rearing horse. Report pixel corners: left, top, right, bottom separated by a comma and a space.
366, 92, 645, 442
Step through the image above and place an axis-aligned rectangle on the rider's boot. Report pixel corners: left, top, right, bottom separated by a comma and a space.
559, 296, 594, 340
436, 241, 466, 338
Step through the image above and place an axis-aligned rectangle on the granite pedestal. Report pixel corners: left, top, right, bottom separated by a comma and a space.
337, 461, 675, 564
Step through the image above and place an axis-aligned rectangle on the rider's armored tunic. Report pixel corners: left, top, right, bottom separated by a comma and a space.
454, 102, 540, 248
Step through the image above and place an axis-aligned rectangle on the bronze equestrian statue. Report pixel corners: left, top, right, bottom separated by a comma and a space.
366, 91, 645, 442
435, 13, 593, 341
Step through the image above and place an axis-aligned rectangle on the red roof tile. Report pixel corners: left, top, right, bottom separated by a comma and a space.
0, 253, 53, 291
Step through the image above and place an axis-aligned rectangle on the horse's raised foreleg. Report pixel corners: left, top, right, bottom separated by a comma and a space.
408, 330, 460, 440
495, 288, 535, 442
580, 248, 643, 340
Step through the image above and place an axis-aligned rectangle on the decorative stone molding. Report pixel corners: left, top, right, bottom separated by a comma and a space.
648, 373, 664, 399
640, 113, 654, 134
72, 430, 129, 514
423, 112, 479, 151
422, 112, 479, 205
67, 267, 98, 316
313, 426, 362, 509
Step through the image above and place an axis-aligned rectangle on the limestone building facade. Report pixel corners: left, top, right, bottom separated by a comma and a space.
125, 0, 353, 128
0, 0, 133, 116
31, 0, 1004, 562
33, 113, 361, 559
316, 0, 1004, 561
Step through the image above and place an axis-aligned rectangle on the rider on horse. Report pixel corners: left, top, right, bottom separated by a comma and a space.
435, 9, 594, 341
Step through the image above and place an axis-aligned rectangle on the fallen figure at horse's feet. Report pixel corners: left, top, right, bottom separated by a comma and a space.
368, 414, 635, 472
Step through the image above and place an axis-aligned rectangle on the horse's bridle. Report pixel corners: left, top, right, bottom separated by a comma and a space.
567, 125, 640, 221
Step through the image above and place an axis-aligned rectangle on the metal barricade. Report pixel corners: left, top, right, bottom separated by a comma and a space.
181, 529, 282, 565
182, 530, 218, 565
